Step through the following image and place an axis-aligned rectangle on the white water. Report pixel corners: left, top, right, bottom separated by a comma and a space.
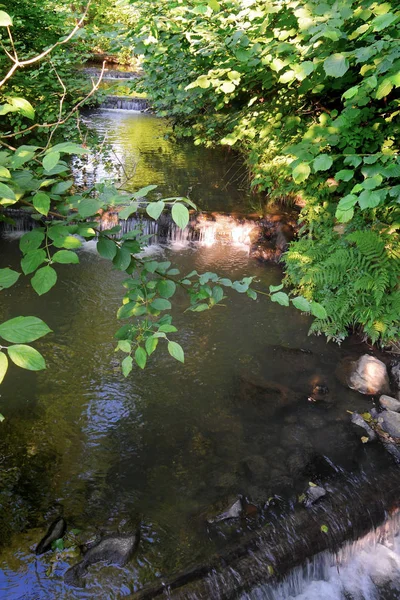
243, 513, 400, 600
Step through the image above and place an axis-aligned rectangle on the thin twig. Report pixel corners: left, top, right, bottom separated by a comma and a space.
0, 2, 91, 89
1, 62, 106, 141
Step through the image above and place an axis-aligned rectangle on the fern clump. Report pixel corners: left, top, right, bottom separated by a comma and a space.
284, 227, 400, 344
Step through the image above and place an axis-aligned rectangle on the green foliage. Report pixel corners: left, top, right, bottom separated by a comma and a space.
130, 0, 400, 345
285, 227, 400, 343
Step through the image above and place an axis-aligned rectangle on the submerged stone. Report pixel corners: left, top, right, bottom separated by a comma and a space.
208, 498, 243, 523
36, 517, 67, 555
351, 412, 376, 441
380, 410, 400, 439
304, 485, 326, 507
64, 531, 140, 587
347, 355, 390, 395
379, 395, 400, 413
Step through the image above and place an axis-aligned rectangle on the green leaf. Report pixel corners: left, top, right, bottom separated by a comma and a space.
220, 81, 236, 94
310, 302, 327, 319
0, 11, 12, 26
117, 340, 131, 353
168, 341, 184, 363
121, 355, 133, 377
358, 190, 384, 209
97, 237, 117, 260
376, 78, 394, 99
52, 538, 64, 551
31, 266, 57, 296
135, 346, 147, 369
150, 298, 172, 311
52, 250, 79, 264
292, 162, 311, 183
78, 198, 102, 218
48, 142, 88, 155
158, 324, 177, 333
292, 296, 311, 312
8, 97, 35, 120
157, 279, 176, 299
133, 184, 157, 199
0, 352, 8, 384
270, 292, 290, 306
212, 286, 224, 303
20, 230, 44, 254
208, 0, 220, 11
335, 169, 354, 182
269, 283, 284, 293
51, 180, 73, 195
371, 12, 397, 32
0, 182, 16, 200
7, 344, 46, 371
42, 152, 60, 172
323, 54, 349, 78
145, 336, 158, 356
113, 247, 131, 271
32, 192, 50, 216
313, 154, 333, 172
171, 203, 190, 229
0, 268, 20, 290
146, 200, 165, 220
320, 524, 329, 534
0, 316, 51, 343
0, 166, 11, 179
119, 202, 138, 219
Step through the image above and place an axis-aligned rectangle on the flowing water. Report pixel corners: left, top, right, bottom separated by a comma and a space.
0, 110, 399, 599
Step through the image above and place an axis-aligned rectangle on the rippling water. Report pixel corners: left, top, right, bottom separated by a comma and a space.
0, 111, 398, 599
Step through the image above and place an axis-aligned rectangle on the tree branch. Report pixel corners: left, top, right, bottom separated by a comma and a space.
0, 1, 91, 89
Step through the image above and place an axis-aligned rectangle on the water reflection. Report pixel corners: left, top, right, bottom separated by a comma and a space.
79, 110, 252, 212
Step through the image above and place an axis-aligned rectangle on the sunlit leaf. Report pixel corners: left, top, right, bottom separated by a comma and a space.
0, 316, 51, 343
168, 341, 184, 363
8, 344, 46, 371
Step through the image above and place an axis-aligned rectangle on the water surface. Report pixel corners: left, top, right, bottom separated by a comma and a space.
0, 111, 398, 599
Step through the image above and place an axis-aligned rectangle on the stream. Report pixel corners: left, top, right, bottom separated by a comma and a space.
0, 109, 400, 599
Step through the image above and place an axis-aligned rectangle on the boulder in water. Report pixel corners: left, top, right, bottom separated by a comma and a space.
379, 395, 400, 413
389, 362, 400, 390
64, 531, 140, 587
208, 498, 243, 523
351, 412, 376, 441
379, 410, 400, 439
36, 517, 67, 555
345, 355, 390, 395
304, 484, 326, 507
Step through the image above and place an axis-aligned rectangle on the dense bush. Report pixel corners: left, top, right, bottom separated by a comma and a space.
131, 0, 400, 344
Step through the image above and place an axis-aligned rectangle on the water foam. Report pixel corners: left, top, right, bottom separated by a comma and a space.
244, 512, 400, 600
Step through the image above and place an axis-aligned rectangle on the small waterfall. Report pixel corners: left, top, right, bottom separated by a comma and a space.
99, 95, 149, 111
244, 512, 400, 599
0, 208, 293, 260
134, 467, 400, 600
98, 211, 260, 251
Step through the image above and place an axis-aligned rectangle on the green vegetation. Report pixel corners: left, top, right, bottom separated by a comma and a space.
131, 0, 400, 344
0, 0, 399, 390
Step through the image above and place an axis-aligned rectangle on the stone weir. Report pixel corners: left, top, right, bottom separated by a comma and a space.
132, 464, 400, 599
100, 95, 150, 111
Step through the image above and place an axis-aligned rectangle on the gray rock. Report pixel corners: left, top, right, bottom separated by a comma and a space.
208, 498, 243, 523
348, 355, 390, 395
64, 531, 140, 587
351, 412, 376, 441
380, 410, 400, 439
390, 362, 400, 390
379, 395, 400, 412
305, 485, 326, 507
36, 517, 67, 555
